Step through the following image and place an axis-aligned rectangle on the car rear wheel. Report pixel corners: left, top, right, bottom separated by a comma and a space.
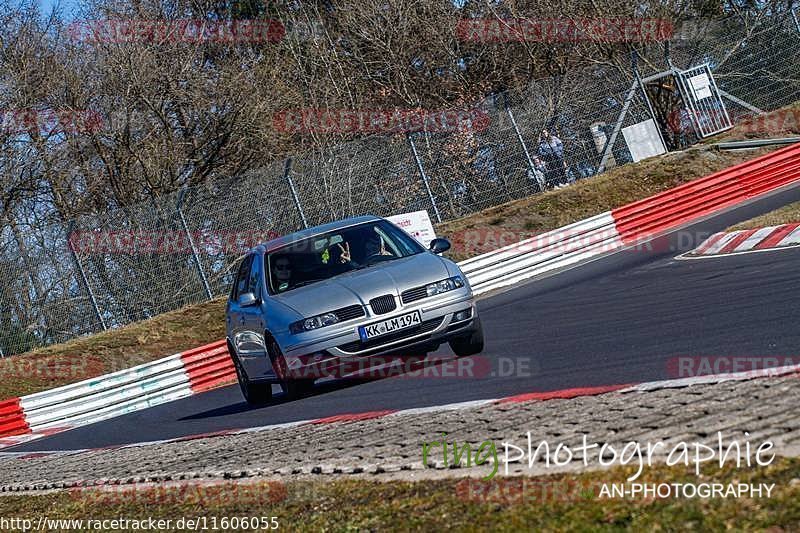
267, 335, 315, 399
449, 316, 484, 357
232, 352, 272, 405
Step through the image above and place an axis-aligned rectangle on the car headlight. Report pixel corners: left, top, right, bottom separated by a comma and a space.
289, 312, 340, 334
425, 275, 465, 297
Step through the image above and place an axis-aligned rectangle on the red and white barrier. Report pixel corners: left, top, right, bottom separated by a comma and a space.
464, 142, 800, 294
0, 340, 234, 444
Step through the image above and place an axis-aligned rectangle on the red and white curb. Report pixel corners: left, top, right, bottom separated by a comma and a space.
680, 222, 800, 258
3, 365, 799, 460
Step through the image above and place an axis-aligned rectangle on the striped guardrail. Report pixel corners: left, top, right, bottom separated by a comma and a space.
463, 142, 800, 295
0, 340, 233, 440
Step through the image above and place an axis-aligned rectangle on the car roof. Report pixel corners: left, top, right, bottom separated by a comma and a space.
256, 215, 383, 254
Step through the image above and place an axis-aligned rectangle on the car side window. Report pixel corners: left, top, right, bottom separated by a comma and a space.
247, 254, 262, 300
232, 255, 253, 301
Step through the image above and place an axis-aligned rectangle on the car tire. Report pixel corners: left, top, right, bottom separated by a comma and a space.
449, 315, 484, 357
266, 334, 315, 399
232, 351, 272, 405
280, 378, 315, 398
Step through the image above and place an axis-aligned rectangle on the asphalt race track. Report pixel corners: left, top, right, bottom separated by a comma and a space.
11, 184, 800, 452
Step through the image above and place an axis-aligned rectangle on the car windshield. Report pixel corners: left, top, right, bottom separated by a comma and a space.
266, 220, 425, 294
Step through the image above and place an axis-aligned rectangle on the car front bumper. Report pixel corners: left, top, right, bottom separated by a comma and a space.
242, 290, 478, 383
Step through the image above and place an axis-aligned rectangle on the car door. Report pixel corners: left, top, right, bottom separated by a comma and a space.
241, 252, 266, 340
228, 254, 254, 353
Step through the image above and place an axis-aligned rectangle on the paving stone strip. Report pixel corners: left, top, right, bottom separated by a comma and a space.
1, 375, 798, 493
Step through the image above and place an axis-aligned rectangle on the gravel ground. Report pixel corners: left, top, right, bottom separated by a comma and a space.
1, 373, 798, 493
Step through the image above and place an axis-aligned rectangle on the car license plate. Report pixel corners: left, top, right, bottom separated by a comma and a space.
358, 311, 422, 341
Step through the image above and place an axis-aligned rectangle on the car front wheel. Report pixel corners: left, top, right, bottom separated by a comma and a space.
232, 352, 272, 405
449, 315, 484, 357
267, 335, 315, 399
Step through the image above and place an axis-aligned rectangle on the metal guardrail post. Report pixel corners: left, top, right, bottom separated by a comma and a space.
503, 92, 544, 191
406, 133, 442, 223
715, 137, 800, 150
66, 221, 107, 331
284, 158, 308, 228
177, 189, 214, 300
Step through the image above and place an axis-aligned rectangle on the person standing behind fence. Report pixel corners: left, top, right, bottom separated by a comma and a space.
538, 129, 568, 188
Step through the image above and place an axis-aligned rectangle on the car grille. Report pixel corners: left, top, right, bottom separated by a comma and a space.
338, 317, 444, 353
370, 294, 397, 315
400, 286, 428, 304
333, 304, 366, 322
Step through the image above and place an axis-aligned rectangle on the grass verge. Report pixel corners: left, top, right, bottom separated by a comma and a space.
0, 298, 226, 400
2, 101, 799, 400
0, 458, 798, 531
727, 199, 800, 232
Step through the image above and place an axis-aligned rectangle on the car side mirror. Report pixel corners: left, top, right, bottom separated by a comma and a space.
429, 238, 451, 254
238, 292, 258, 307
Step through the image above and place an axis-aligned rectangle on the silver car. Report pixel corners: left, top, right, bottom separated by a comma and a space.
225, 215, 483, 403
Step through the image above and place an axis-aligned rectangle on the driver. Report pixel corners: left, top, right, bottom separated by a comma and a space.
334, 229, 393, 267
363, 231, 393, 259
272, 255, 293, 292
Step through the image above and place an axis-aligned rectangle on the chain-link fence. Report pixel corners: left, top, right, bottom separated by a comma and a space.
1, 12, 799, 357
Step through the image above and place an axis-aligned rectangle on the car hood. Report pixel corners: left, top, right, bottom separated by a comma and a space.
271, 253, 451, 316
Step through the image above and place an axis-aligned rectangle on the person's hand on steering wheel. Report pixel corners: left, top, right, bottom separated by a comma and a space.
364, 236, 394, 264
378, 236, 392, 256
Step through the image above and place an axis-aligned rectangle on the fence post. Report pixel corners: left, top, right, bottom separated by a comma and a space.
502, 91, 544, 191
406, 133, 442, 223
598, 80, 638, 174
176, 189, 214, 300
792, 7, 800, 33
631, 50, 668, 155
284, 158, 308, 228
66, 221, 107, 331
